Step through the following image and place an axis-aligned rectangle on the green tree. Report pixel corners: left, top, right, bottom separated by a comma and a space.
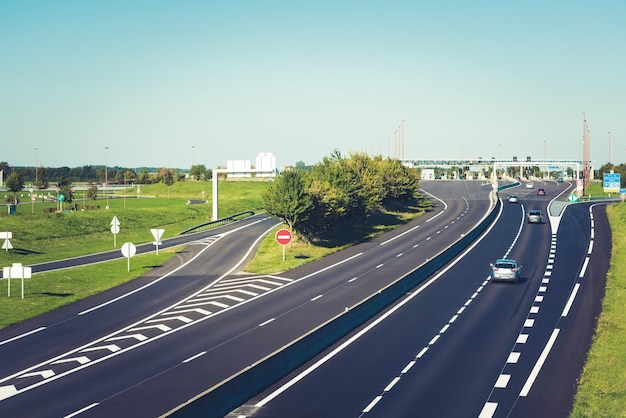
263, 169, 312, 237
190, 164, 208, 181
5, 171, 24, 204
34, 166, 49, 189
57, 176, 75, 204
123, 169, 135, 184
136, 169, 150, 184
86, 185, 99, 201
378, 158, 420, 209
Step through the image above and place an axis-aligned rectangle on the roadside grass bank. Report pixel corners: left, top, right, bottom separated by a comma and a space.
571, 202, 626, 417
244, 203, 431, 274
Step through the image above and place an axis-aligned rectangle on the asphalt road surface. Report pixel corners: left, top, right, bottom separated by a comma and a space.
0, 180, 607, 418
235, 180, 609, 418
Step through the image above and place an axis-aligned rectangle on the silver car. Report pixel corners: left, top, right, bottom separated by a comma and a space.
490, 259, 522, 282
527, 209, 543, 224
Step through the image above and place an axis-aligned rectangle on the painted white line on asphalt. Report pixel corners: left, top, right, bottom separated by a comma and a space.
0, 327, 46, 346
384, 377, 401, 391
363, 396, 383, 413
562, 283, 580, 317
64, 403, 99, 418
401, 361, 416, 374
579, 257, 589, 278
479, 402, 498, 418
183, 351, 206, 363
495, 374, 510, 388
520, 329, 560, 396
416, 347, 429, 358
507, 352, 521, 364
259, 318, 275, 327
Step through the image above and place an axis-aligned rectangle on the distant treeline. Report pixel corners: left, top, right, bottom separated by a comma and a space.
0, 162, 186, 185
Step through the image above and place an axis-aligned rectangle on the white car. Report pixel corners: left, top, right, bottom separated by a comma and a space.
508, 195, 518, 203
525, 182, 534, 189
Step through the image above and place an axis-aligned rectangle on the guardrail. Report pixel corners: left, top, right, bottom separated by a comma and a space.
165, 195, 502, 418
179, 211, 255, 235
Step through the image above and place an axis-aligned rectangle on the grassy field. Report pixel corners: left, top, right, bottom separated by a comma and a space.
1, 181, 267, 266
571, 202, 626, 417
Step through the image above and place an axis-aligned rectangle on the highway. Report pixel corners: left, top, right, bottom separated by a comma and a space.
0, 181, 494, 417
240, 180, 610, 418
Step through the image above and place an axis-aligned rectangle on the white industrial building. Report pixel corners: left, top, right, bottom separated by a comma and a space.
226, 152, 276, 179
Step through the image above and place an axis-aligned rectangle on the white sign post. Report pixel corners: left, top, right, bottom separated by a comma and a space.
110, 216, 120, 247
120, 242, 136, 272
3, 263, 32, 299
0, 232, 12, 252
150, 229, 165, 255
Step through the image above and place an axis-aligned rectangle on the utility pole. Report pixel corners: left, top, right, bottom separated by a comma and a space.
609, 131, 611, 165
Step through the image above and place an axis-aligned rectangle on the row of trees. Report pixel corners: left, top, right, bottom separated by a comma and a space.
0, 162, 201, 188
263, 151, 421, 242
1, 162, 200, 204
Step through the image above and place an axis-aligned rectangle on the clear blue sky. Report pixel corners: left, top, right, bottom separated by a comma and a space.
2, 1, 624, 170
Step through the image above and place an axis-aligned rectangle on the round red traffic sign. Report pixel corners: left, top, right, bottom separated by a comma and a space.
275, 228, 292, 245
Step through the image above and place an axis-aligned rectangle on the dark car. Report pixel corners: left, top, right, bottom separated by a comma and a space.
537, 188, 545, 195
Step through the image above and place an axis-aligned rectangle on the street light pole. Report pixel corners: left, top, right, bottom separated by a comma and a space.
609, 131, 611, 165
105, 146, 109, 209
35, 147, 38, 184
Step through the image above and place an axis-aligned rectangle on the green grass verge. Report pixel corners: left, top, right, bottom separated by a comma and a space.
1, 181, 267, 266
244, 204, 430, 274
0, 247, 182, 329
571, 202, 626, 417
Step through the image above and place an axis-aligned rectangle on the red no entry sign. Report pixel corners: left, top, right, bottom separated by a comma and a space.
275, 228, 292, 245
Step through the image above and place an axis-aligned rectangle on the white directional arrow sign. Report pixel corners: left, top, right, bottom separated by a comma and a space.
150, 228, 165, 254
110, 216, 120, 247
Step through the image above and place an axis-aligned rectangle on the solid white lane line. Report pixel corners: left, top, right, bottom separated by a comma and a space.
561, 283, 581, 317
0, 327, 46, 346
520, 329, 560, 396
